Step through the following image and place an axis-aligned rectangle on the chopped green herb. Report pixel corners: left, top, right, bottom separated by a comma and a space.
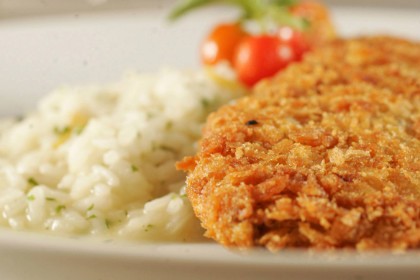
53, 126, 70, 135
180, 194, 188, 199
151, 142, 158, 151
159, 145, 175, 152
131, 164, 139, 172
27, 194, 35, 201
46, 197, 56, 202
144, 224, 154, 232
55, 205, 66, 214
28, 177, 39, 186
15, 115, 24, 122
105, 219, 112, 229
87, 204, 95, 211
165, 121, 173, 130
87, 214, 97, 220
73, 125, 85, 135
201, 98, 211, 109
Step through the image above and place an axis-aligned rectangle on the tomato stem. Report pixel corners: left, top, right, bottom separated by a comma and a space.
169, 0, 308, 30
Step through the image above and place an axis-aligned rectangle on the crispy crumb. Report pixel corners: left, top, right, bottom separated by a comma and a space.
178, 36, 420, 251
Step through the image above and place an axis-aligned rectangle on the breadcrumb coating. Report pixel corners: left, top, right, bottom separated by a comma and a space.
178, 36, 420, 251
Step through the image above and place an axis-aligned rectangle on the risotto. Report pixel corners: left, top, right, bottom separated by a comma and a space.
0, 68, 244, 242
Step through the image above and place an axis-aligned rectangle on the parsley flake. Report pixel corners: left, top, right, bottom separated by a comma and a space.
53, 126, 70, 135
144, 224, 154, 232
105, 219, 112, 229
131, 165, 139, 172
27, 177, 39, 186
55, 205, 66, 214
201, 99, 210, 109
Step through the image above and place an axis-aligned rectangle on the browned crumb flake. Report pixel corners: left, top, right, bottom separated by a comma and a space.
178, 36, 420, 251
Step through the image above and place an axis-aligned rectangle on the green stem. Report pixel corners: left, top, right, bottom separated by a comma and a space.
168, 0, 307, 30
168, 0, 217, 21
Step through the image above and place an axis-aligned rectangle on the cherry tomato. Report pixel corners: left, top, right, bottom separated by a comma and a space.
234, 35, 297, 87
291, 0, 330, 22
200, 23, 247, 65
290, 1, 336, 46
277, 26, 311, 60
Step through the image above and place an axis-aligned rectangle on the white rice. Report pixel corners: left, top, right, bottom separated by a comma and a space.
0, 68, 244, 242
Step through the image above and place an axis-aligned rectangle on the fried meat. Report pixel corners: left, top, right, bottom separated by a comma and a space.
178, 37, 420, 250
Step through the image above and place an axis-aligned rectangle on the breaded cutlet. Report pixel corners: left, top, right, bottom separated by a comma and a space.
178, 36, 420, 251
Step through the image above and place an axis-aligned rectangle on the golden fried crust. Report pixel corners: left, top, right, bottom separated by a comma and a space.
178, 36, 420, 250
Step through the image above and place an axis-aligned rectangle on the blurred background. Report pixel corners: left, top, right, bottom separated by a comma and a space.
0, 0, 419, 115
1, 0, 419, 18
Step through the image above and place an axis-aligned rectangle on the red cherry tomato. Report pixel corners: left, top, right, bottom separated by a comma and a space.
290, 1, 336, 46
200, 23, 248, 65
277, 26, 311, 60
234, 35, 297, 87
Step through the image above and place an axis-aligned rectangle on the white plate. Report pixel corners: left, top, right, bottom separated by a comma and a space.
0, 228, 419, 280
0, 1, 420, 280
